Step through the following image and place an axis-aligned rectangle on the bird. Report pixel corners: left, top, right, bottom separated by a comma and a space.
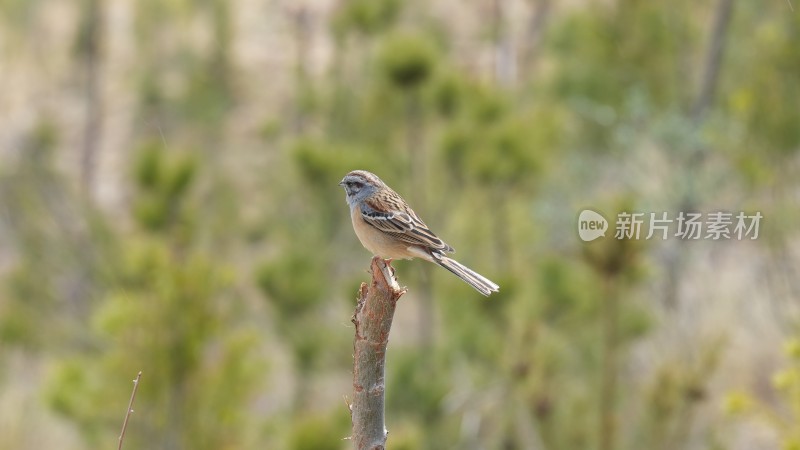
339, 170, 499, 296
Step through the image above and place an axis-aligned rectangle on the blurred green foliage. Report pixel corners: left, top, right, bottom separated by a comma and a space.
287, 411, 350, 450
133, 142, 197, 233
725, 337, 800, 450
378, 31, 438, 91
0, 1, 797, 449
332, 0, 401, 38
44, 147, 267, 449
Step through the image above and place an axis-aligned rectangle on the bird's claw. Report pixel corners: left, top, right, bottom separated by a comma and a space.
383, 258, 396, 276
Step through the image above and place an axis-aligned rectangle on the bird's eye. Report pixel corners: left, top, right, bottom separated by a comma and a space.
352, 182, 363, 188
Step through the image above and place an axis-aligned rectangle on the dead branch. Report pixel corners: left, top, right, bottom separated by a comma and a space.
349, 257, 406, 450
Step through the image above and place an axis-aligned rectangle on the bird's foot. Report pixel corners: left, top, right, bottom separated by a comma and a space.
383, 258, 396, 276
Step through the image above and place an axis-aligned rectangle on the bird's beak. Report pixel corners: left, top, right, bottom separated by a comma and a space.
338, 179, 345, 186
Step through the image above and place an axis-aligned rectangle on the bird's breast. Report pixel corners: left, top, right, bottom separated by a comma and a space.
350, 204, 415, 259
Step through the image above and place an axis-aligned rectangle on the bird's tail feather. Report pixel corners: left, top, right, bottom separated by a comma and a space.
434, 255, 499, 296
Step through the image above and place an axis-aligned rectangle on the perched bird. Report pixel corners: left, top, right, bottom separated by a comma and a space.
339, 170, 499, 296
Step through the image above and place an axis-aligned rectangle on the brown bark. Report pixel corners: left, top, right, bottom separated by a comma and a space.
350, 257, 406, 450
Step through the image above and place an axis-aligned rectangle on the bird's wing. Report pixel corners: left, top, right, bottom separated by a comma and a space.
360, 193, 454, 253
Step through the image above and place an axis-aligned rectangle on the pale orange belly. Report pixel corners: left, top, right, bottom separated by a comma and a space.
350, 206, 417, 260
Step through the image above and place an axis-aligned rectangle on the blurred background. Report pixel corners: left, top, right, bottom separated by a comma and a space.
1, 0, 799, 449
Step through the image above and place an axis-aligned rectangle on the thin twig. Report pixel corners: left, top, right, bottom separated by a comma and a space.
118, 371, 142, 450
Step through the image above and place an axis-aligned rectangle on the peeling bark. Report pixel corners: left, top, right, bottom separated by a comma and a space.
350, 257, 406, 450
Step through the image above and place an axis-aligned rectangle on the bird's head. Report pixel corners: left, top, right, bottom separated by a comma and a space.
339, 170, 383, 206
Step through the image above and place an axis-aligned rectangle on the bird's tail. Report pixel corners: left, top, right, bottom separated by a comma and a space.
433, 255, 499, 296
